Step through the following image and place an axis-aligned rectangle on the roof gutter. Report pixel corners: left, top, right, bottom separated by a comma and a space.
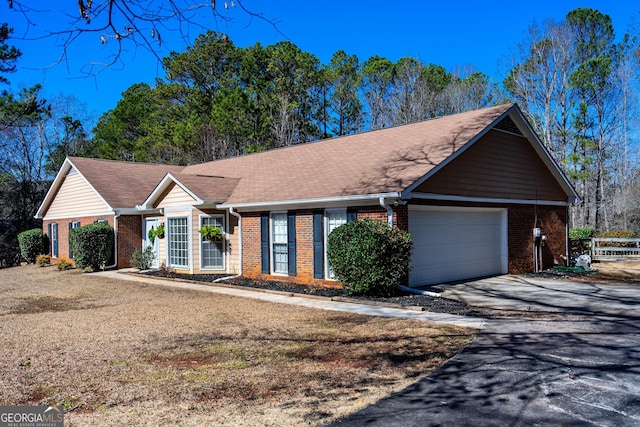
219, 192, 403, 211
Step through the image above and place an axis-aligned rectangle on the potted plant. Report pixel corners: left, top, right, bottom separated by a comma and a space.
199, 225, 223, 242
148, 223, 165, 244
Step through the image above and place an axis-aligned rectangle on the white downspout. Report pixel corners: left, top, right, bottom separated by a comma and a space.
379, 197, 394, 226
105, 211, 120, 270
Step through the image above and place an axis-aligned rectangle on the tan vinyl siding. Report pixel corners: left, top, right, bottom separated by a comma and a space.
227, 214, 240, 275
192, 208, 239, 274
44, 174, 110, 218
192, 209, 202, 272
155, 183, 197, 209
415, 129, 567, 201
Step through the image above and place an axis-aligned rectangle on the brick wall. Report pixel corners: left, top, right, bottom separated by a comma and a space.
117, 215, 142, 268
394, 204, 409, 231
43, 215, 114, 264
241, 213, 262, 278
354, 205, 408, 230
42, 214, 144, 269
240, 206, 403, 288
238, 202, 567, 287
507, 204, 567, 273
355, 206, 388, 222
295, 211, 314, 281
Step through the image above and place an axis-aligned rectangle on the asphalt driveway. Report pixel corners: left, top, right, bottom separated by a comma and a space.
330, 275, 640, 426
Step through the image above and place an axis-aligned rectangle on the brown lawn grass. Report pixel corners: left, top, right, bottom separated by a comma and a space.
0, 266, 475, 426
592, 260, 640, 282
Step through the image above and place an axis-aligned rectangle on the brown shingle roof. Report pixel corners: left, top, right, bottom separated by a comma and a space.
60, 104, 532, 212
182, 103, 515, 204
68, 157, 185, 208
167, 173, 240, 203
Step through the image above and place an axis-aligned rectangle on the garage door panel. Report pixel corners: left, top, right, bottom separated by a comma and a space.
409, 207, 506, 286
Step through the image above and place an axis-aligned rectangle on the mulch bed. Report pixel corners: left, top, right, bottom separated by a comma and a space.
139, 270, 482, 316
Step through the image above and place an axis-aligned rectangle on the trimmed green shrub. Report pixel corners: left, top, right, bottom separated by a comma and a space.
69, 222, 114, 271
18, 228, 45, 263
327, 218, 412, 297
569, 227, 595, 255
130, 246, 155, 270
569, 227, 595, 240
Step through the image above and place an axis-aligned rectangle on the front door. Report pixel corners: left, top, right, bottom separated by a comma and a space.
144, 218, 160, 268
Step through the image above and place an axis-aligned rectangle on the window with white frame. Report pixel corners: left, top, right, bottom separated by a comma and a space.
271, 212, 288, 274
325, 209, 347, 279
201, 215, 224, 270
50, 223, 58, 258
168, 217, 189, 268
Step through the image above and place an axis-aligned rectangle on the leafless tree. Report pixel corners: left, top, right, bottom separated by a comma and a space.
4, 0, 281, 74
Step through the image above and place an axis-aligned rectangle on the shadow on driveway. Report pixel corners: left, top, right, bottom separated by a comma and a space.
329, 276, 640, 426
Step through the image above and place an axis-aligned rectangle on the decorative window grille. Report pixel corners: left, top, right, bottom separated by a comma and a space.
168, 217, 189, 268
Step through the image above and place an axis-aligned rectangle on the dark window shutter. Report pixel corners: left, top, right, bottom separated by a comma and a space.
52, 224, 58, 258
347, 210, 357, 223
47, 223, 52, 255
260, 214, 269, 274
68, 222, 73, 258
313, 212, 323, 279
287, 213, 296, 276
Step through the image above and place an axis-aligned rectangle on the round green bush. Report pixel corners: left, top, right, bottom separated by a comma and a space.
17, 228, 45, 263
327, 218, 412, 297
69, 222, 114, 271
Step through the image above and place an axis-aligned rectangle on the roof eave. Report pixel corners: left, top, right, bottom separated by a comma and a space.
509, 106, 580, 203
138, 173, 204, 210
35, 159, 73, 218
219, 192, 403, 212
401, 104, 580, 204
35, 157, 115, 219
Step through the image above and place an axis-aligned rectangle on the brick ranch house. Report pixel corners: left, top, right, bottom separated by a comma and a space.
35, 103, 578, 287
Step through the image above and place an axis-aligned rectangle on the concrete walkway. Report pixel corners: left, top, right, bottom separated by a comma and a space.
330, 275, 640, 426
92, 270, 486, 329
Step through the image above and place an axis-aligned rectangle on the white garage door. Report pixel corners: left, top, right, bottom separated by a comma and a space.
408, 206, 507, 287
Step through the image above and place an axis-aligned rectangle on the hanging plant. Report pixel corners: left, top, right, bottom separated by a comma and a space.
199, 225, 223, 242
148, 223, 165, 244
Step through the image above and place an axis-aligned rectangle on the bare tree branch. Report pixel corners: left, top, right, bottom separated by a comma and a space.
5, 0, 283, 76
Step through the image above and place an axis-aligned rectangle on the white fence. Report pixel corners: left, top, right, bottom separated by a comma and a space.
591, 238, 640, 260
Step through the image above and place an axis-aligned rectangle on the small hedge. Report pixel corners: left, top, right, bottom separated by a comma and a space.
569, 227, 596, 240
36, 254, 51, 267
130, 246, 155, 270
327, 218, 412, 297
56, 256, 74, 271
69, 222, 114, 271
18, 228, 45, 263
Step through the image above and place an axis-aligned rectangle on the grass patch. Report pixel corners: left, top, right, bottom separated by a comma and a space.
0, 265, 476, 426
11, 295, 86, 314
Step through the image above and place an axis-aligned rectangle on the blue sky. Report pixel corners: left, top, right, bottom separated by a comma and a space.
2, 1, 637, 122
